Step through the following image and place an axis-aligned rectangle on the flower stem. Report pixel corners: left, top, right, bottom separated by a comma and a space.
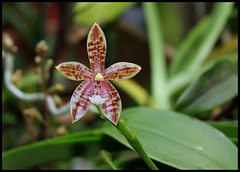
96, 105, 158, 170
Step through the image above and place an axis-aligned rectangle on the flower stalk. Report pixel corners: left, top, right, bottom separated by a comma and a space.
96, 105, 158, 170
35, 40, 50, 139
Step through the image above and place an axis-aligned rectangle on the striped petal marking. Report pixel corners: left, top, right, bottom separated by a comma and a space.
100, 80, 122, 125
55, 62, 93, 81
87, 23, 106, 73
70, 80, 94, 123
102, 62, 142, 81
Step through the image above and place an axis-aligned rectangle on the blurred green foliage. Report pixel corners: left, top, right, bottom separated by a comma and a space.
2, 2, 238, 170
73, 2, 136, 26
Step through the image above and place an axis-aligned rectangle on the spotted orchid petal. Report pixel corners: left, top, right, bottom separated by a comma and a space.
102, 62, 142, 81
70, 80, 94, 123
56, 62, 93, 81
87, 23, 106, 72
100, 80, 122, 125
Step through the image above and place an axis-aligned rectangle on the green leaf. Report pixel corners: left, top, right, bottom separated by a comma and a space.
2, 131, 101, 169
100, 107, 237, 169
168, 2, 234, 96
3, 108, 237, 170
175, 60, 238, 116
157, 3, 184, 48
207, 121, 238, 145
73, 2, 136, 26
143, 2, 171, 109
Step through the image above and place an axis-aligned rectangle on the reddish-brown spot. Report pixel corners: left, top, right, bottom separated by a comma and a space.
72, 107, 77, 120
99, 36, 103, 42
108, 102, 118, 107
90, 25, 101, 41
111, 91, 118, 98
112, 113, 118, 123
104, 110, 108, 114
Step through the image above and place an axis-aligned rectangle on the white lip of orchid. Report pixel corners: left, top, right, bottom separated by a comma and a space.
89, 95, 107, 105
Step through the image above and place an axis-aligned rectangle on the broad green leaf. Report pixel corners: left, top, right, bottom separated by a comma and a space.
3, 107, 238, 169
73, 2, 136, 26
175, 60, 238, 116
2, 131, 101, 169
207, 121, 238, 145
100, 107, 237, 169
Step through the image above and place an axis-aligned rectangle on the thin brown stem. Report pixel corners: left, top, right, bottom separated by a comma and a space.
17, 100, 36, 142
40, 58, 49, 139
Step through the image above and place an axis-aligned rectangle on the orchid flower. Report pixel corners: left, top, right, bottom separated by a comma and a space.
56, 23, 141, 125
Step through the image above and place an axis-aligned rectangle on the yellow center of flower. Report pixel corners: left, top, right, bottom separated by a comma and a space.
94, 73, 104, 81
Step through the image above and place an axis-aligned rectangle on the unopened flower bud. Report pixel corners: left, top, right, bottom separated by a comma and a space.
45, 59, 54, 71
56, 125, 68, 136
49, 83, 65, 93
52, 94, 64, 106
3, 33, 18, 52
35, 40, 48, 56
11, 69, 22, 86
35, 55, 42, 64
55, 83, 65, 92
24, 108, 43, 122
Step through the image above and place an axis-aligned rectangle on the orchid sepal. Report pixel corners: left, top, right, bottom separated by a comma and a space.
100, 80, 122, 125
70, 79, 93, 123
87, 23, 106, 72
102, 62, 142, 81
55, 62, 93, 81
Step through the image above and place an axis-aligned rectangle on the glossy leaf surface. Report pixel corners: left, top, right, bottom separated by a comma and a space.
207, 121, 238, 145
100, 107, 238, 169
